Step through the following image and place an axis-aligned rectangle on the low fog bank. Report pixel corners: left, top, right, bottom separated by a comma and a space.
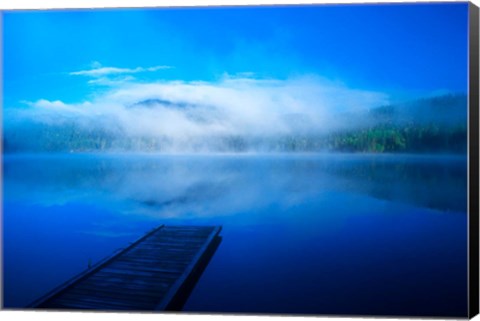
3, 76, 467, 154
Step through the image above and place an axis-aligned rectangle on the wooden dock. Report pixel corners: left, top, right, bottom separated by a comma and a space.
29, 225, 222, 311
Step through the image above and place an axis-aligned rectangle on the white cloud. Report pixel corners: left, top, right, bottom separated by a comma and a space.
70, 64, 172, 77
26, 99, 89, 114
9, 75, 389, 152
87, 75, 136, 86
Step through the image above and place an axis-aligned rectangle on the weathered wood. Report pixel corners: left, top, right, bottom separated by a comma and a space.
155, 226, 222, 310
30, 225, 222, 311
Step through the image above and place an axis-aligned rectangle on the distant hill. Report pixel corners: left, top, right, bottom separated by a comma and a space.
369, 94, 467, 126
326, 94, 468, 153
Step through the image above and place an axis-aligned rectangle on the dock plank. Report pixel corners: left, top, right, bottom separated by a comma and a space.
30, 225, 222, 311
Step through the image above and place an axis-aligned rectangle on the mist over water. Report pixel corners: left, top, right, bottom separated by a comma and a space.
2, 4, 470, 317
2, 75, 469, 316
3, 153, 467, 216
1, 54, 469, 317
3, 73, 467, 154
3, 153, 467, 315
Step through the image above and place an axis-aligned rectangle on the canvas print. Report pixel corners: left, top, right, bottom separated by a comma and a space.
1, 2, 476, 317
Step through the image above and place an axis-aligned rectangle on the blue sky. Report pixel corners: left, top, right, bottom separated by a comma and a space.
3, 3, 469, 109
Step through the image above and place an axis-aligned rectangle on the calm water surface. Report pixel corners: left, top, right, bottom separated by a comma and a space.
2, 153, 468, 316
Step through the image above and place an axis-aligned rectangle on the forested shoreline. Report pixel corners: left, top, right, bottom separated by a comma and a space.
3, 94, 467, 154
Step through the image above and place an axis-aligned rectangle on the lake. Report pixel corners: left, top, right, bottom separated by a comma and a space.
2, 153, 468, 317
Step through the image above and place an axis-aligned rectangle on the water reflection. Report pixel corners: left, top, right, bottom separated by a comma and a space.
2, 153, 468, 316
3, 153, 467, 216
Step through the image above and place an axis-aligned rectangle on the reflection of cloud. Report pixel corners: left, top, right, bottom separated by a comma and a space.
3, 155, 328, 219
3, 154, 466, 221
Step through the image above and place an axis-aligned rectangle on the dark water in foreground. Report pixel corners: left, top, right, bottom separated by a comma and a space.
2, 153, 468, 316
